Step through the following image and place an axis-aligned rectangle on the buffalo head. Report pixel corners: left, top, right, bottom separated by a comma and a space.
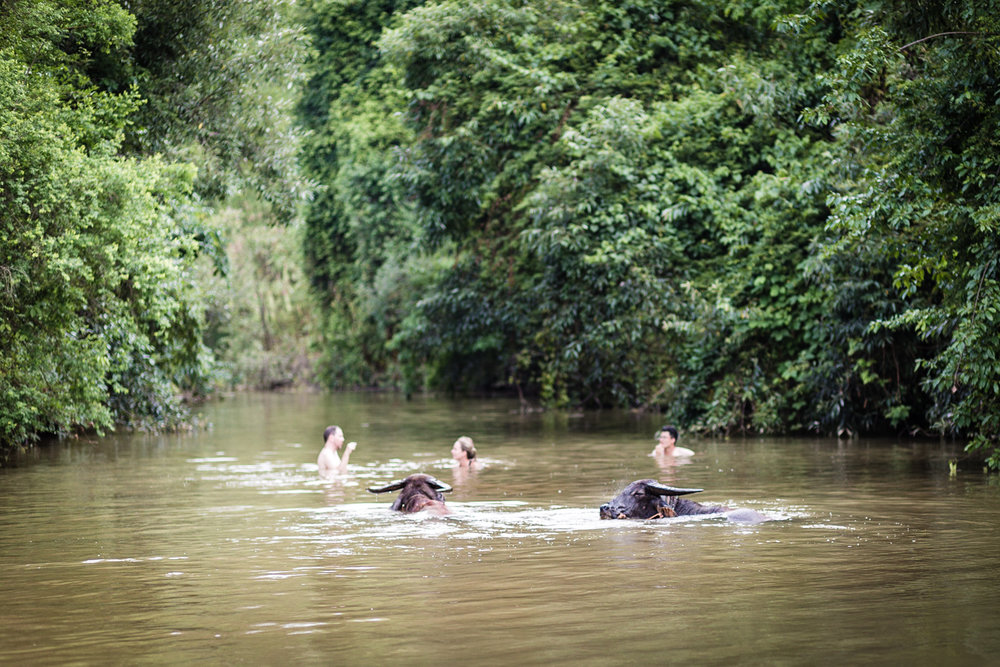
368, 473, 453, 515
599, 479, 707, 520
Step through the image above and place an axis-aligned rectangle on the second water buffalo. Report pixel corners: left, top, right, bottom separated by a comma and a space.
599, 479, 766, 523
368, 473, 452, 515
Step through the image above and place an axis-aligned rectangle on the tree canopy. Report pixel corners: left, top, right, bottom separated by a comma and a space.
299, 0, 1000, 467
1, 0, 307, 455
3, 0, 998, 469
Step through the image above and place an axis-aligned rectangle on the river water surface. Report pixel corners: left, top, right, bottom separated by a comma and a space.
2, 392, 998, 665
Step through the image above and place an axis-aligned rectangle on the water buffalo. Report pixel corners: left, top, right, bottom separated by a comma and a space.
367, 473, 453, 515
599, 479, 766, 523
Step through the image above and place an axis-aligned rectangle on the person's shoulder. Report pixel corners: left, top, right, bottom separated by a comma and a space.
674, 446, 695, 457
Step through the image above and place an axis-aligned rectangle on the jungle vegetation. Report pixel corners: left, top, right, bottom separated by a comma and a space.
1, 0, 312, 454
2, 0, 998, 469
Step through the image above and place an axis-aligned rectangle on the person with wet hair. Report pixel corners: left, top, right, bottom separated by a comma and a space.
318, 425, 357, 478
451, 436, 479, 469
650, 425, 694, 458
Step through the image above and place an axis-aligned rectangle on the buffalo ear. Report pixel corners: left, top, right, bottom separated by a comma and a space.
425, 476, 453, 493
368, 479, 408, 494
645, 481, 703, 497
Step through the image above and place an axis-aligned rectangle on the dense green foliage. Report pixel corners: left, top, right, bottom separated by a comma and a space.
197, 199, 319, 390
810, 1, 1000, 465
116, 0, 310, 222
4, 0, 998, 468
2, 0, 198, 446
296, 0, 424, 387
1, 0, 308, 456
300, 0, 1000, 466
301, 0, 839, 408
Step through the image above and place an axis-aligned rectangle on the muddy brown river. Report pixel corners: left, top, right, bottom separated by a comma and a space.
2, 391, 997, 664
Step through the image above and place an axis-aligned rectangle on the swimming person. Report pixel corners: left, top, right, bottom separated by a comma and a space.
317, 425, 357, 478
451, 436, 479, 469
650, 425, 694, 458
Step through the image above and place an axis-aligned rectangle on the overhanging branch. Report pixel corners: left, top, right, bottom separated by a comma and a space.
899, 31, 988, 51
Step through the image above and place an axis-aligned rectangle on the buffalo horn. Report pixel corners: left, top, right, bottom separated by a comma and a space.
646, 482, 703, 497
425, 476, 453, 493
367, 479, 408, 494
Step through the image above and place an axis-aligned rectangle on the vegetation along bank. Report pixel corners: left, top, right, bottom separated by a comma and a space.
2, 1, 998, 468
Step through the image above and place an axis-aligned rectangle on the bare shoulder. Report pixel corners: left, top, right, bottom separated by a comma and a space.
317, 448, 338, 468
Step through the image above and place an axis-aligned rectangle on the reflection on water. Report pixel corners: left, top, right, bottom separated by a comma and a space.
1, 391, 998, 664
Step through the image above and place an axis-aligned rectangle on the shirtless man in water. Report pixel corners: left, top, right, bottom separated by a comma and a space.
650, 425, 695, 458
317, 425, 357, 478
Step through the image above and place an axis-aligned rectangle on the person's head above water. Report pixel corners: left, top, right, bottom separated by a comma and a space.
657, 425, 678, 445
652, 425, 693, 457
451, 436, 477, 464
653, 425, 694, 456
323, 425, 344, 448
